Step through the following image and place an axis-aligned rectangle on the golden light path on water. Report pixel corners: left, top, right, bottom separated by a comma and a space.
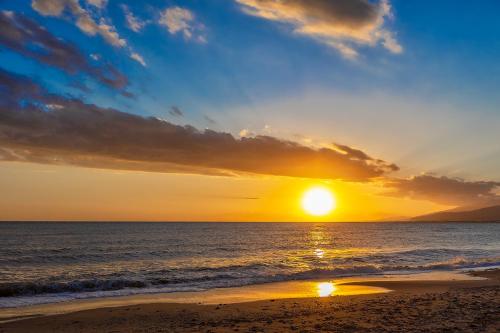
314, 248, 325, 258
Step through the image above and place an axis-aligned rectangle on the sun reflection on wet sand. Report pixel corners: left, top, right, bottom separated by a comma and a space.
317, 282, 336, 297
0, 280, 391, 322
0, 271, 483, 322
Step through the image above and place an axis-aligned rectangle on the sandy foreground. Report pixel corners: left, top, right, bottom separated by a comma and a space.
0, 270, 499, 333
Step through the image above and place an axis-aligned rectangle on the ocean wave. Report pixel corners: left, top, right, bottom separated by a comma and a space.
266, 257, 500, 284
415, 256, 499, 270
1, 256, 498, 299
382, 248, 474, 257
0, 279, 148, 297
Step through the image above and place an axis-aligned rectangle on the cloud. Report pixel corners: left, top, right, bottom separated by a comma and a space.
239, 129, 256, 138
32, 0, 124, 46
235, 0, 402, 59
0, 11, 129, 91
204, 115, 216, 124
332, 143, 398, 171
130, 52, 146, 67
86, 0, 107, 9
31, 0, 146, 65
169, 106, 183, 117
384, 175, 500, 207
30, 0, 66, 16
159, 7, 206, 42
121, 4, 147, 32
92, 18, 126, 47
0, 69, 397, 181
159, 7, 193, 37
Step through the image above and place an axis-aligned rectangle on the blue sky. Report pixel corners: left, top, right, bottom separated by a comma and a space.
1, 0, 500, 219
3, 0, 500, 119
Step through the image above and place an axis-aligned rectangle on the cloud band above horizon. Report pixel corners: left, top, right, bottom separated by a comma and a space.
0, 68, 397, 181
384, 175, 500, 207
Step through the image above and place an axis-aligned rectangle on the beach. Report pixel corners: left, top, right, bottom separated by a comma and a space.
2, 1, 500, 331
0, 269, 498, 332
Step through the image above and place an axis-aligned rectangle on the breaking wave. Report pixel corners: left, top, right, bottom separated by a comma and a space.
1, 256, 498, 300
1, 222, 498, 308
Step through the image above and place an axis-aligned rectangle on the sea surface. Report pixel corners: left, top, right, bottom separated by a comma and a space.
0, 222, 499, 308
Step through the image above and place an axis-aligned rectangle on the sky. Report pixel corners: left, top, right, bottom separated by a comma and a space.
1, 0, 500, 221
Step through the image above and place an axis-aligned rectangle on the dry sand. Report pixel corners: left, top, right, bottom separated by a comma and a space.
0, 270, 499, 333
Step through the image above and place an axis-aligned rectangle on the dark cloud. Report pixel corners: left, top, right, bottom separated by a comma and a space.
68, 80, 91, 94
120, 90, 135, 99
0, 69, 397, 181
236, 0, 402, 58
30, 0, 146, 66
169, 106, 183, 117
332, 143, 399, 171
333, 144, 371, 160
256, 0, 380, 27
385, 175, 500, 207
204, 115, 216, 124
0, 11, 128, 91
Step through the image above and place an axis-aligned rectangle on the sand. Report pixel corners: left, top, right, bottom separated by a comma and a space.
0, 270, 499, 333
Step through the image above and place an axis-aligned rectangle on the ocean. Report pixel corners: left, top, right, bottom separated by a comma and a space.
0, 222, 499, 308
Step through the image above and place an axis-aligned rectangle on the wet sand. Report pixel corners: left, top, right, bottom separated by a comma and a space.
0, 270, 499, 332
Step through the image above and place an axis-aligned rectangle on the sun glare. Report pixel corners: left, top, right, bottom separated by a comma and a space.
302, 187, 336, 216
317, 282, 336, 297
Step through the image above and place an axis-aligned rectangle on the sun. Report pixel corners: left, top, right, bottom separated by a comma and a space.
302, 187, 336, 216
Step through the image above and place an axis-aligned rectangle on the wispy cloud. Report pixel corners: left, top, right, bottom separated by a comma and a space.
31, 0, 146, 66
86, 0, 107, 9
235, 0, 402, 59
130, 52, 146, 67
159, 6, 206, 43
32, 0, 124, 46
0, 11, 129, 91
204, 115, 217, 125
169, 106, 184, 117
0, 69, 397, 181
121, 4, 147, 32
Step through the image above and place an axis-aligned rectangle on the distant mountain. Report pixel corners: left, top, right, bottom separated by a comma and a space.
412, 205, 500, 222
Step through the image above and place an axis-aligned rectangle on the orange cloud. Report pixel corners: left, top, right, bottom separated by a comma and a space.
384, 175, 500, 207
0, 69, 397, 181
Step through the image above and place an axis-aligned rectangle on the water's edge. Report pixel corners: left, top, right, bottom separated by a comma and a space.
0, 269, 490, 323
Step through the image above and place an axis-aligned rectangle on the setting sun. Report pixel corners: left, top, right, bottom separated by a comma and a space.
302, 187, 336, 216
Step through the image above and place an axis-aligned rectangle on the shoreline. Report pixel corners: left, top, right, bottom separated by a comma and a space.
0, 269, 499, 332
0, 270, 486, 319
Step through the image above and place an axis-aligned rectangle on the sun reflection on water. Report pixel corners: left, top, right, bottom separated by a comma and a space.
317, 282, 336, 297
314, 248, 325, 258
